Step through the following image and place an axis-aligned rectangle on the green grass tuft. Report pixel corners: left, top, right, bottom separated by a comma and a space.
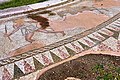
0, 0, 48, 9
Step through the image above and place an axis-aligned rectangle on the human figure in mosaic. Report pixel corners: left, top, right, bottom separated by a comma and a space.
4, 14, 65, 43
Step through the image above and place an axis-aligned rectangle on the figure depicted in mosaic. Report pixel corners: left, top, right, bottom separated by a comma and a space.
4, 14, 65, 43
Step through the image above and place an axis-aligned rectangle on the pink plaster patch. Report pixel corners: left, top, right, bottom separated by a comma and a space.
93, 0, 120, 8
50, 11, 108, 31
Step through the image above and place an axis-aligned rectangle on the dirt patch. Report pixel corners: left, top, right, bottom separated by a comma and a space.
38, 54, 120, 80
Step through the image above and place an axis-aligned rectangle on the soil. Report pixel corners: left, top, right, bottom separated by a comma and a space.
38, 54, 120, 80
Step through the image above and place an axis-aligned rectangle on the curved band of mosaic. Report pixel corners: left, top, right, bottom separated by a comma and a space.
0, 12, 120, 67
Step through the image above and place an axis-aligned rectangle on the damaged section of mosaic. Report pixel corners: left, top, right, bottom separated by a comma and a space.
0, 10, 110, 60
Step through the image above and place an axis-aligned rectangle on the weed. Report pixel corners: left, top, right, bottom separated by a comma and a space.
0, 0, 48, 9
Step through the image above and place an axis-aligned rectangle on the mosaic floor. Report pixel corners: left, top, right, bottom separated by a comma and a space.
0, 12, 119, 80
0, 0, 120, 80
